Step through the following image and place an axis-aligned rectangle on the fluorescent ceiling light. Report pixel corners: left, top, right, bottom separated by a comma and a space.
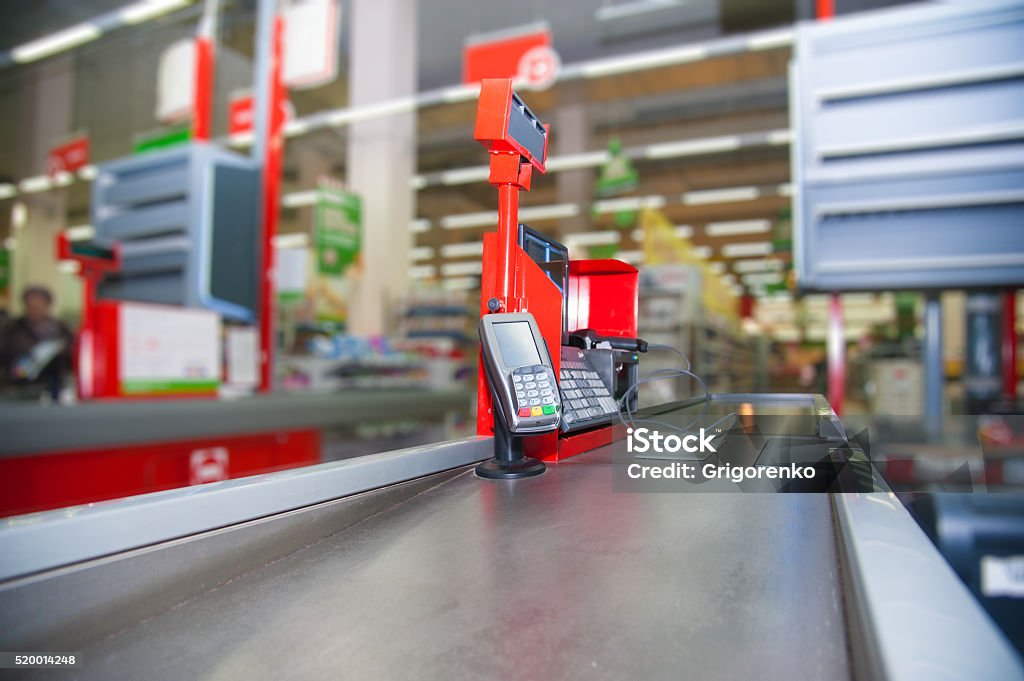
841, 292, 877, 305
439, 167, 489, 185
410, 265, 437, 279
616, 250, 643, 264
684, 187, 759, 205
272, 233, 310, 249
443, 277, 479, 291
11, 203, 26, 230
520, 203, 579, 222
0, 184, 15, 200
692, 245, 712, 259
733, 258, 783, 274
441, 84, 479, 103
52, 171, 74, 187
78, 165, 98, 181
228, 131, 254, 147
284, 120, 311, 136
708, 262, 726, 274
595, 0, 685, 22
723, 241, 772, 258
441, 211, 497, 230
645, 135, 739, 160
767, 129, 793, 145
281, 190, 318, 208
18, 176, 52, 193
705, 219, 771, 237
441, 261, 483, 277
410, 176, 427, 190
409, 219, 431, 233
565, 231, 621, 247
119, 0, 191, 25
440, 242, 483, 258
65, 224, 96, 241
582, 45, 707, 78
12, 23, 102, 63
630, 225, 692, 241
742, 272, 783, 286
777, 183, 794, 197
746, 28, 794, 51
3, 237, 15, 250
410, 246, 435, 261
328, 98, 417, 127
593, 195, 665, 214
545, 151, 609, 172
721, 273, 737, 285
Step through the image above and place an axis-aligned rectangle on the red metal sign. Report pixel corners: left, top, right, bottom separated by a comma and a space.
229, 94, 293, 137
229, 95, 255, 136
463, 27, 554, 86
47, 135, 89, 176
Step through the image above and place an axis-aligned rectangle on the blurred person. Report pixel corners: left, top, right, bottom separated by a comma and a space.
0, 285, 74, 401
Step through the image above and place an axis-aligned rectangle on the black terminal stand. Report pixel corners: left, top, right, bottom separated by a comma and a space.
475, 394, 547, 480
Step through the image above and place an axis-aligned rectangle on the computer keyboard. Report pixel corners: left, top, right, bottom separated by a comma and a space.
559, 359, 619, 432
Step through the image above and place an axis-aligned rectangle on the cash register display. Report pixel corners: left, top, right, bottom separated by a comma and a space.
493, 322, 542, 368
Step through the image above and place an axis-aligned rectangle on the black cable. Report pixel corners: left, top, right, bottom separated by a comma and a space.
615, 344, 721, 437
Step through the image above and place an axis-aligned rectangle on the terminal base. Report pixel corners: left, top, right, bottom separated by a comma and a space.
477, 414, 547, 479
475, 456, 546, 479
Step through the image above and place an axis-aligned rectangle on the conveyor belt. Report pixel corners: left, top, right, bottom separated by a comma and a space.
1, 394, 1020, 681
5, 447, 848, 681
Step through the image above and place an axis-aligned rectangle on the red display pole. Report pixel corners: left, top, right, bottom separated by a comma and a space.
191, 36, 214, 141
495, 181, 518, 306
257, 15, 286, 392
1003, 290, 1018, 399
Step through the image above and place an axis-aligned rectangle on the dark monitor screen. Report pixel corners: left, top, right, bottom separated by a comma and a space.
518, 225, 568, 342
493, 321, 542, 368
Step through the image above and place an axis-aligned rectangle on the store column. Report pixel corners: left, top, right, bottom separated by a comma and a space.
555, 81, 592, 236
11, 57, 74, 316
345, 0, 418, 335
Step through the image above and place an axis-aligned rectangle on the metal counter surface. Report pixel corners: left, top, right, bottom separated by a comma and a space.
9, 445, 850, 681
0, 389, 473, 456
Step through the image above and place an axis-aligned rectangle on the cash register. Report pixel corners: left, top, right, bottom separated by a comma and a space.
517, 225, 643, 433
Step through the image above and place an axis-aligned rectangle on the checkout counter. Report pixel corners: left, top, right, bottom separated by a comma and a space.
0, 393, 1021, 680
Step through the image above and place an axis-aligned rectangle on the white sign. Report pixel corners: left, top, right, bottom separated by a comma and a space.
190, 447, 229, 485
225, 326, 258, 388
283, 0, 341, 90
517, 45, 560, 91
119, 303, 221, 394
155, 38, 194, 123
981, 555, 1024, 597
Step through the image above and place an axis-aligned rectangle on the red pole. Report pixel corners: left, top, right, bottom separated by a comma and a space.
816, 0, 835, 20
1003, 290, 1018, 399
258, 15, 286, 392
191, 36, 214, 141
495, 181, 519, 309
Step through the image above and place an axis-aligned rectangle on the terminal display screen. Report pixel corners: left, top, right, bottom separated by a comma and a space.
493, 321, 542, 368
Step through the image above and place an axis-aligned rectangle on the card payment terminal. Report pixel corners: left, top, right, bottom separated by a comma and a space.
477, 312, 559, 478
480, 312, 561, 433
